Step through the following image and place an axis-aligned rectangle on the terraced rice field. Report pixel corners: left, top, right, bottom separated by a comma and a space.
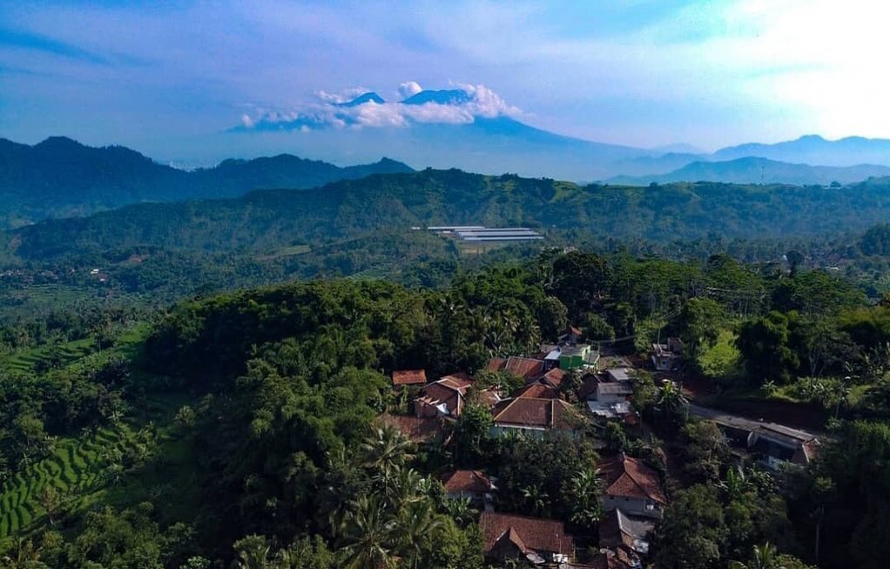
0, 426, 131, 538
4, 338, 96, 375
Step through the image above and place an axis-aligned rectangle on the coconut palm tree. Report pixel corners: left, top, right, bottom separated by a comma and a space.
340, 495, 398, 569
361, 426, 415, 486
397, 500, 445, 569
729, 543, 786, 569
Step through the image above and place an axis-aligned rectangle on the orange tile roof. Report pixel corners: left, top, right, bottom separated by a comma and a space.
480, 512, 573, 556
598, 454, 666, 504
504, 357, 545, 381
492, 398, 581, 430
376, 414, 444, 443
541, 368, 567, 388
442, 470, 495, 494
392, 369, 427, 386
514, 382, 561, 400
486, 357, 508, 372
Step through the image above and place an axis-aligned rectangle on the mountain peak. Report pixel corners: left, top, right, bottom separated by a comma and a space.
337, 92, 386, 107
401, 89, 471, 106
35, 136, 84, 150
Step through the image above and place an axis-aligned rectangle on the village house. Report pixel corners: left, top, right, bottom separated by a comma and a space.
391, 369, 427, 388
376, 413, 445, 444
490, 397, 584, 438
480, 512, 574, 565
595, 381, 634, 404
577, 549, 640, 569
414, 373, 474, 418
689, 405, 821, 470
513, 381, 561, 400
441, 470, 497, 510
598, 454, 667, 519
504, 356, 547, 383
599, 508, 656, 561
652, 337, 683, 371
559, 325, 584, 346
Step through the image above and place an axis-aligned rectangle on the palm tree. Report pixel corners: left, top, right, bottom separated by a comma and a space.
382, 466, 425, 509
397, 500, 444, 569
657, 380, 689, 421
232, 535, 272, 569
340, 495, 398, 569
0, 538, 46, 569
729, 543, 786, 569
361, 426, 415, 486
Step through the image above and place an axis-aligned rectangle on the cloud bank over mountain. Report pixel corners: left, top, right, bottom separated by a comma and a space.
236, 83, 522, 132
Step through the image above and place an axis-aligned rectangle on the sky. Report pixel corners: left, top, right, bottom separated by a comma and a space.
3, 0, 890, 164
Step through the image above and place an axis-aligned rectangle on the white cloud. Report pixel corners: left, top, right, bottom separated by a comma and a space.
240, 82, 521, 131
398, 81, 423, 98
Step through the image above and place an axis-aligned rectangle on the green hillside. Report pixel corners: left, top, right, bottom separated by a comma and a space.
9, 169, 890, 263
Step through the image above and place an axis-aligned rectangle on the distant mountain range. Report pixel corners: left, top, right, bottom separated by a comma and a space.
0, 136, 412, 228
608, 157, 890, 186
225, 88, 890, 183
6, 120, 890, 230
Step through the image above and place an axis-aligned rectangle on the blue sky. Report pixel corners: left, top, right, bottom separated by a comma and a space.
2, 0, 889, 163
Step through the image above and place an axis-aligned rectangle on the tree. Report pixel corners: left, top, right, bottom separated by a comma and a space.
340, 495, 398, 569
676, 298, 724, 363
682, 421, 728, 483
232, 535, 272, 569
361, 426, 415, 489
582, 313, 615, 342
729, 543, 786, 569
38, 486, 62, 527
656, 380, 688, 426
566, 466, 602, 531
174, 405, 196, 433
737, 312, 799, 384
551, 251, 613, 320
453, 403, 493, 467
396, 500, 444, 569
0, 538, 48, 569
653, 485, 727, 569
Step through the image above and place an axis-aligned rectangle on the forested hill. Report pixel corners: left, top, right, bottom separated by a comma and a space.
0, 136, 413, 227
7, 169, 890, 262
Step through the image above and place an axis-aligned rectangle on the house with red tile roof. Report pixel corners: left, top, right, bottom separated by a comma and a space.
376, 414, 445, 444
414, 373, 474, 418
441, 470, 497, 509
490, 397, 585, 438
598, 454, 666, 519
504, 356, 546, 383
575, 549, 638, 569
391, 369, 427, 387
480, 512, 574, 564
486, 357, 508, 372
541, 367, 568, 389
513, 382, 561, 400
